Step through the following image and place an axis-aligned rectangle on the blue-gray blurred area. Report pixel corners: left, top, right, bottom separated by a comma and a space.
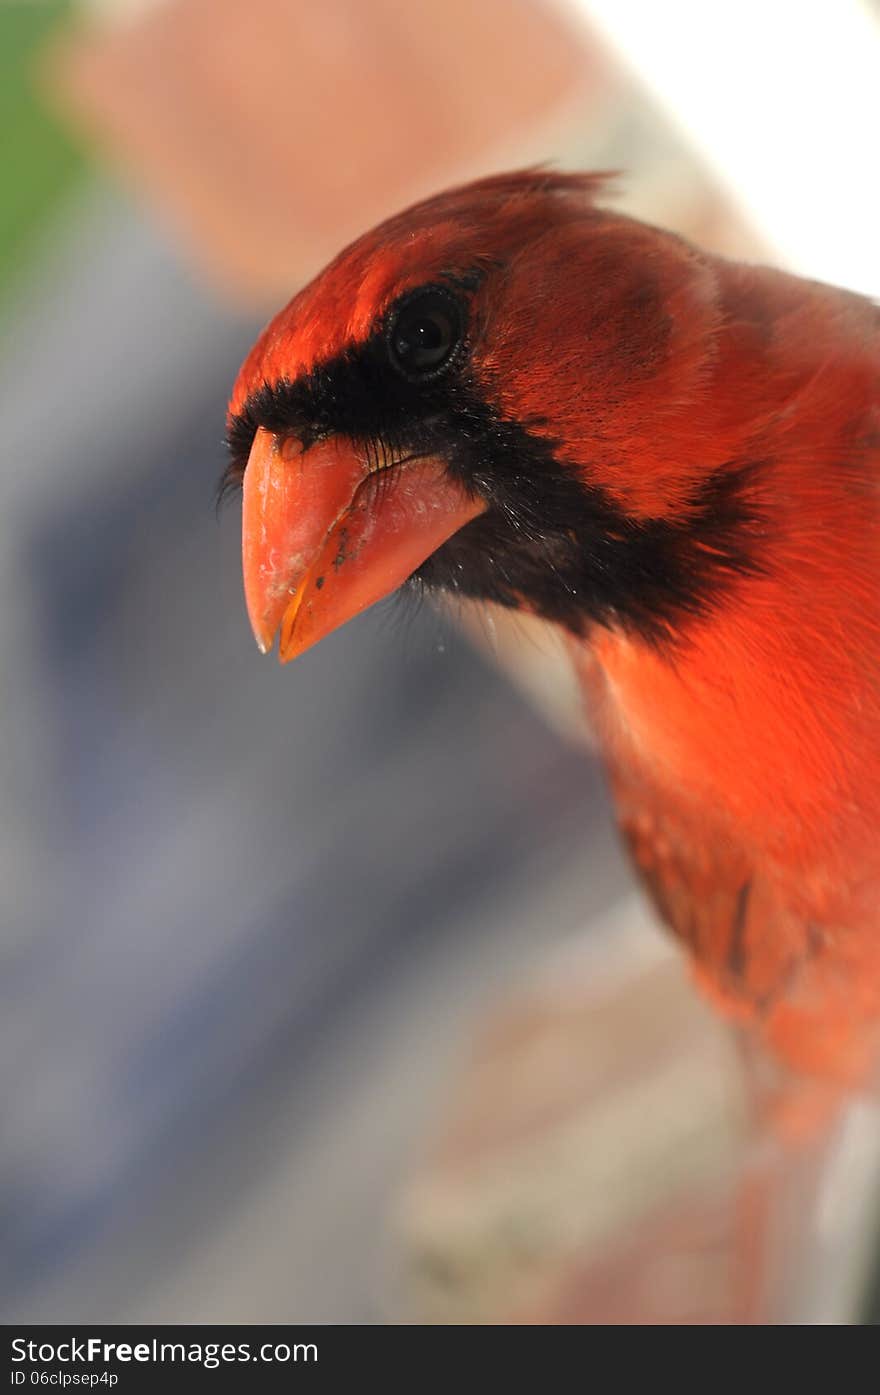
0, 186, 630, 1322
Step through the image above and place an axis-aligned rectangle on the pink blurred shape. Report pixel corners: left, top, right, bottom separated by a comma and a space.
50, 0, 593, 303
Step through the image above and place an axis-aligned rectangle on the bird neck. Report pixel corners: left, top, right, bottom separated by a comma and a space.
579, 483, 880, 921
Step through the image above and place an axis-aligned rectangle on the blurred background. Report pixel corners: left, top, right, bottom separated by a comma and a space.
2, 0, 879, 1324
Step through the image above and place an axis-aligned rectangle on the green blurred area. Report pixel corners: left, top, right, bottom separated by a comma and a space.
0, 0, 88, 300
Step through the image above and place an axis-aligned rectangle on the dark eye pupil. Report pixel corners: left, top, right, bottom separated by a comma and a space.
394, 313, 451, 369
396, 316, 446, 362
389, 291, 461, 376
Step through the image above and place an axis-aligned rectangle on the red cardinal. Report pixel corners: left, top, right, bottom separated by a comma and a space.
224, 170, 880, 1095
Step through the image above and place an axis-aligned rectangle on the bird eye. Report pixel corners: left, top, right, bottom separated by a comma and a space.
387, 287, 462, 379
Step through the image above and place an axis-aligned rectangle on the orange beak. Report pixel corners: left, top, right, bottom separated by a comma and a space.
241, 428, 486, 662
